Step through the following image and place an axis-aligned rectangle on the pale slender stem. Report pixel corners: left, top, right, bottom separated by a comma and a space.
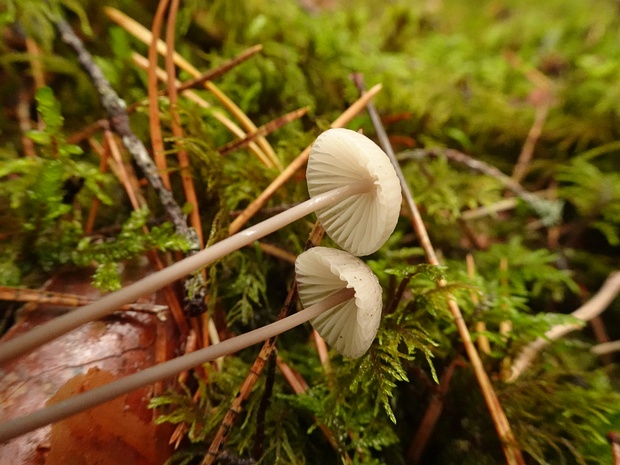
0, 181, 372, 364
509, 271, 620, 381
0, 287, 354, 443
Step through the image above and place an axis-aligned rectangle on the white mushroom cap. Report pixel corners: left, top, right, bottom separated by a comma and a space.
295, 247, 382, 358
307, 128, 402, 256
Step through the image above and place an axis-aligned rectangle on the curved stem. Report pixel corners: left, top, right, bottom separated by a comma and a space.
0, 288, 354, 443
0, 181, 372, 364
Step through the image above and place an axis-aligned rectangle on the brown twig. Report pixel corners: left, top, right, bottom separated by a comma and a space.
257, 242, 297, 264
131, 52, 273, 168
52, 15, 198, 249
98, 131, 146, 209
0, 286, 167, 314
90, 133, 189, 336
147, 0, 172, 189
25, 37, 46, 92
218, 107, 309, 156
511, 100, 550, 183
505, 52, 553, 184
177, 45, 263, 93
84, 137, 109, 234
164, 0, 203, 249
354, 74, 526, 465
406, 359, 462, 464
509, 271, 620, 382
609, 432, 620, 465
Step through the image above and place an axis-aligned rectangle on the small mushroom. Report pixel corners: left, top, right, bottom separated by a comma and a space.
0, 129, 400, 363
296, 247, 382, 359
0, 248, 381, 442
307, 128, 402, 256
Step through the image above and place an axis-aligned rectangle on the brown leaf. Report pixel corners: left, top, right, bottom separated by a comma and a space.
44, 368, 171, 465
0, 265, 179, 464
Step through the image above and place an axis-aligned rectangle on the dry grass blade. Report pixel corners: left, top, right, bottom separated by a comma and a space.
66, 45, 262, 146
97, 132, 146, 210
53, 16, 195, 247
131, 52, 273, 168
147, 0, 172, 190
105, 7, 281, 170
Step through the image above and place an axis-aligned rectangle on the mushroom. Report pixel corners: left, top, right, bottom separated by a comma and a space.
0, 247, 382, 442
0, 128, 401, 363
307, 128, 401, 256
296, 247, 382, 358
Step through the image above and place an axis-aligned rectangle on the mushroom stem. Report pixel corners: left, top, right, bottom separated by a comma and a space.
0, 287, 355, 443
0, 180, 372, 364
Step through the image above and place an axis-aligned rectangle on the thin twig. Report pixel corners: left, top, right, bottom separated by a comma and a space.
52, 16, 198, 249
165, 0, 203, 248
406, 359, 462, 464
509, 271, 620, 382
354, 74, 526, 465
25, 37, 46, 91
163, 0, 210, 345
0, 286, 168, 314
511, 101, 550, 183
218, 107, 309, 156
177, 45, 263, 93
131, 52, 273, 168
99, 131, 146, 209
257, 242, 297, 264
147, 0, 172, 189
91, 134, 189, 335
592, 340, 620, 356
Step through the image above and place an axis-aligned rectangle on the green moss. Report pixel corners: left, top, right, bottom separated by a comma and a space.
2, 0, 619, 464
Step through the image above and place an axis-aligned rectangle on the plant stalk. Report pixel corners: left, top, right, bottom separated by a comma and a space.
0, 287, 354, 443
354, 74, 526, 465
0, 180, 372, 364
